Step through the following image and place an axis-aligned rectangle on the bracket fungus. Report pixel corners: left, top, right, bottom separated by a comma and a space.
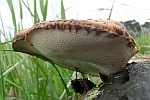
12, 19, 139, 76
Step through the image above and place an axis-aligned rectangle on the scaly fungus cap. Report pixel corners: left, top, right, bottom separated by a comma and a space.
12, 19, 139, 76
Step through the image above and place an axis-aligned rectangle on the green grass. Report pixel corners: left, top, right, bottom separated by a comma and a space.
0, 0, 81, 99
135, 27, 150, 54
0, 0, 150, 100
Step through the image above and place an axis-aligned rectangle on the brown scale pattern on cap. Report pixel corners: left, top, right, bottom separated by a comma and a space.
13, 29, 28, 42
13, 19, 136, 48
12, 28, 33, 46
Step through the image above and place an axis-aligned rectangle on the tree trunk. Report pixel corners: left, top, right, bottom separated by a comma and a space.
80, 61, 150, 100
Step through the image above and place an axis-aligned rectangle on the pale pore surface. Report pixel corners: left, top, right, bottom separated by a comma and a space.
27, 29, 137, 76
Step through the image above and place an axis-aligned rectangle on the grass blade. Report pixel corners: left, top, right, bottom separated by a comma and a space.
0, 46, 5, 100
30, 93, 58, 100
30, 57, 59, 99
14, 69, 30, 100
61, 0, 66, 19
40, 0, 44, 12
136, 27, 150, 54
3, 55, 29, 76
39, 0, 48, 21
34, 0, 39, 24
19, 0, 23, 20
21, 0, 40, 23
108, 1, 114, 20
50, 62, 71, 96
4, 78, 23, 90
6, 0, 17, 33
36, 58, 40, 100
21, 0, 34, 17
43, 0, 48, 21
19, 0, 23, 29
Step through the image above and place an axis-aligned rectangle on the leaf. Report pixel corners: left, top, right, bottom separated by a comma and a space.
6, 0, 17, 33
108, 1, 114, 20
61, 0, 66, 19
19, 0, 23, 20
40, 0, 48, 21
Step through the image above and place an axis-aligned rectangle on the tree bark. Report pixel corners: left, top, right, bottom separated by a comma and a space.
80, 62, 150, 100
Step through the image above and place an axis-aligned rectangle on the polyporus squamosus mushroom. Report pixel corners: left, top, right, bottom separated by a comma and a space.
12, 19, 139, 76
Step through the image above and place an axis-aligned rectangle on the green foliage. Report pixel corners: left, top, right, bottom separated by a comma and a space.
39, 0, 48, 21
135, 28, 150, 54
108, 1, 114, 20
61, 0, 66, 19
1, 0, 74, 99
6, 0, 17, 33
